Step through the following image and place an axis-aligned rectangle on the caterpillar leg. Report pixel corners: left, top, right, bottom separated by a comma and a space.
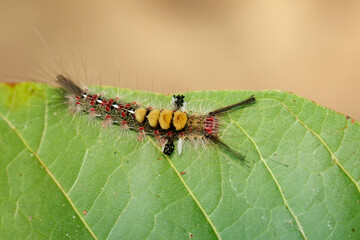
162, 139, 175, 156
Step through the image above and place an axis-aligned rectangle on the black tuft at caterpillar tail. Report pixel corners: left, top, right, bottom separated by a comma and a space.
56, 74, 256, 162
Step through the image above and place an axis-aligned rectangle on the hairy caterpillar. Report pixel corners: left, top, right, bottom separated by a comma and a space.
57, 74, 256, 160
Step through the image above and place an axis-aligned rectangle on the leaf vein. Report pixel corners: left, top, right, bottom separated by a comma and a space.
279, 102, 360, 193
37, 92, 48, 154
67, 148, 89, 195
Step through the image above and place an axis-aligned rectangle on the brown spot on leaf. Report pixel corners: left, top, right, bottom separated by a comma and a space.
5, 82, 17, 88
82, 210, 88, 215
181, 171, 186, 175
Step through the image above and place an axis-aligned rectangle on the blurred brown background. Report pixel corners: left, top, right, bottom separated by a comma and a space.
0, 1, 359, 120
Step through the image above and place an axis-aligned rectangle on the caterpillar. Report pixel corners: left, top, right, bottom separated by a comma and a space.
56, 74, 256, 161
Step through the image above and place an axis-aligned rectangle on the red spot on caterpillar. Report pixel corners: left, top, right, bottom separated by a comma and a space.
180, 132, 185, 136
105, 106, 110, 111
125, 104, 131, 108
75, 101, 80, 105
90, 108, 96, 112
92, 95, 98, 100
121, 111, 126, 117
132, 102, 137, 105
139, 127, 145, 131
90, 101, 95, 105
207, 116, 214, 122
122, 120, 129, 130
181, 171, 186, 175
204, 116, 218, 135
148, 107, 152, 110
106, 115, 111, 119
76, 96, 80, 100
167, 131, 173, 137
154, 130, 160, 135
205, 128, 212, 134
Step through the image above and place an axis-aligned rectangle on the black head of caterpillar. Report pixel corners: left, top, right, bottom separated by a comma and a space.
56, 74, 256, 161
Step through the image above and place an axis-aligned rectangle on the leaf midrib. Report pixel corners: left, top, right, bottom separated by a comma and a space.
147, 137, 223, 240
230, 119, 308, 240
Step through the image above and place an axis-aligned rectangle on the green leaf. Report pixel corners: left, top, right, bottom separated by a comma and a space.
0, 82, 359, 240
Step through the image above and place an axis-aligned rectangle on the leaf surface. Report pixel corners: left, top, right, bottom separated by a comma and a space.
0, 82, 359, 239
